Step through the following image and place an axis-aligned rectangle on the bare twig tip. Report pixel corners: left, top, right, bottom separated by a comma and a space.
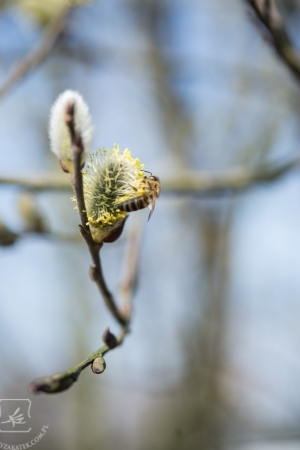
28, 373, 80, 394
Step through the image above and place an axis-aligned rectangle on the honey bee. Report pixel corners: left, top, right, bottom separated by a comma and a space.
119, 172, 161, 221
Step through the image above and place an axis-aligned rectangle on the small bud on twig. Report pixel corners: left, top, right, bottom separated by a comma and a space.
92, 356, 106, 374
102, 327, 118, 349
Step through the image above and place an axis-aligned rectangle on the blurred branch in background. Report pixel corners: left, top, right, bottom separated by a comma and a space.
184, 205, 232, 449
0, 220, 18, 246
0, 10, 68, 99
119, 219, 143, 317
244, 0, 300, 84
196, 205, 232, 448
149, 203, 233, 450
29, 221, 142, 394
0, 174, 71, 191
0, 152, 299, 195
0, 191, 83, 247
163, 153, 300, 194
131, 0, 193, 166
18, 191, 48, 233
0, 153, 297, 249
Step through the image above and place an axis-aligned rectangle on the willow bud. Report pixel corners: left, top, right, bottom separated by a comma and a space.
49, 90, 94, 173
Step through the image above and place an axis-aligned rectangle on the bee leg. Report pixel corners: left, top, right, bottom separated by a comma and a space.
148, 201, 155, 221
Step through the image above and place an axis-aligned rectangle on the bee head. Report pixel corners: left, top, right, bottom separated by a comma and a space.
148, 175, 160, 182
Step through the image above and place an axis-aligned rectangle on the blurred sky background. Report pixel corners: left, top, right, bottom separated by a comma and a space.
1, 0, 300, 449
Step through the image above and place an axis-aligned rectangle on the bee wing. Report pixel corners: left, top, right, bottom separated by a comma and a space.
147, 197, 156, 221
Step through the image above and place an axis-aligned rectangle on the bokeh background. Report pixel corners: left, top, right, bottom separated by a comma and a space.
1, 0, 300, 449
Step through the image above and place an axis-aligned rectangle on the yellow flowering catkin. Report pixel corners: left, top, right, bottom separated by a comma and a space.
82, 145, 149, 232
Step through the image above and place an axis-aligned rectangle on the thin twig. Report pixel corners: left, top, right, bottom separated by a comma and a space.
244, 0, 300, 84
119, 219, 143, 317
29, 105, 145, 394
28, 327, 128, 394
1, 154, 299, 194
28, 223, 142, 394
65, 103, 128, 327
0, 12, 67, 99
162, 155, 300, 195
0, 174, 70, 190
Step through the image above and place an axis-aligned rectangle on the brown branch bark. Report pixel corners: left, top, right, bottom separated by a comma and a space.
29, 102, 147, 393
0, 12, 67, 99
244, 0, 300, 84
1, 154, 299, 194
28, 327, 128, 394
162, 155, 300, 195
28, 222, 142, 394
65, 102, 128, 327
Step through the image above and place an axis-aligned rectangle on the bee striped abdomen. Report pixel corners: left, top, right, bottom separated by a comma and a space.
119, 196, 149, 212
118, 174, 160, 220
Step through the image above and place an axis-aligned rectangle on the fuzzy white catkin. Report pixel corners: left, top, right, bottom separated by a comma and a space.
49, 90, 94, 170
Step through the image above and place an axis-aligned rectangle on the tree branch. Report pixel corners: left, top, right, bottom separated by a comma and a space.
28, 104, 146, 394
28, 222, 142, 394
1, 154, 299, 194
65, 102, 128, 327
28, 327, 128, 394
119, 220, 143, 317
0, 174, 70, 190
0, 11, 67, 99
162, 154, 300, 195
244, 0, 300, 84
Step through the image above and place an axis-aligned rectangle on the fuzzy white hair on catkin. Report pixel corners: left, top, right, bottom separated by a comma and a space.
49, 90, 94, 158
